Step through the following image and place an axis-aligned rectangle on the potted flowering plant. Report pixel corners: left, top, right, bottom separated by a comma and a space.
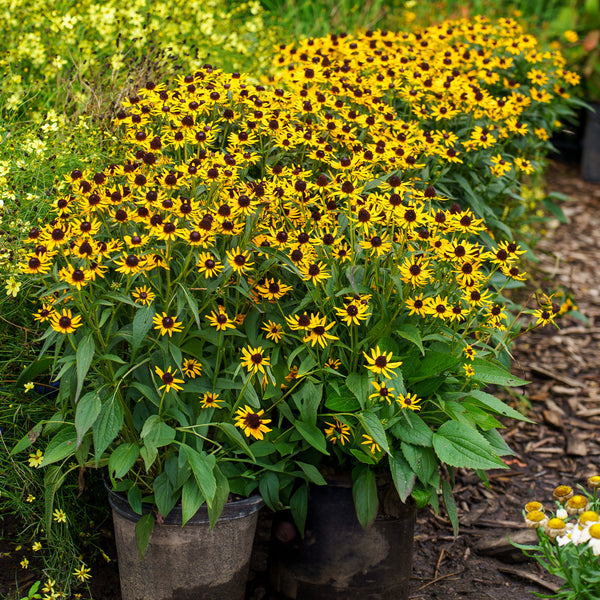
15, 14, 578, 600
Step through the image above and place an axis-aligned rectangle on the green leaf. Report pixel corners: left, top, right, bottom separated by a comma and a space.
389, 451, 417, 503
128, 485, 142, 515
184, 446, 217, 508
208, 467, 230, 529
132, 305, 155, 355
93, 399, 124, 464
481, 428, 515, 457
324, 392, 360, 412
140, 444, 158, 471
542, 197, 568, 224
214, 423, 255, 459
413, 350, 458, 379
357, 411, 390, 454
181, 477, 204, 526
401, 442, 437, 486
74, 391, 101, 450
153, 471, 176, 518
295, 420, 329, 455
432, 421, 507, 470
352, 466, 378, 528
259, 471, 281, 511
135, 513, 155, 560
75, 333, 95, 403
140, 415, 176, 448
471, 359, 529, 387
108, 443, 140, 479
42, 426, 77, 466
467, 390, 534, 423
290, 484, 308, 536
391, 410, 433, 447
10, 422, 43, 456
296, 461, 327, 485
442, 479, 459, 537
346, 372, 370, 408
396, 324, 424, 355
178, 282, 201, 328
15, 357, 53, 388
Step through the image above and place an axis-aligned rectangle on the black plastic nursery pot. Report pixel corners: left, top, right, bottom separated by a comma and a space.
268, 476, 416, 600
108, 487, 263, 600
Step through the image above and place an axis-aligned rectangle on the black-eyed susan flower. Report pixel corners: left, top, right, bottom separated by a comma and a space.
303, 315, 338, 348
255, 278, 293, 301
396, 392, 422, 411
131, 285, 156, 305
181, 358, 202, 378
114, 253, 146, 275
234, 406, 272, 439
262, 320, 284, 342
58, 266, 90, 291
153, 312, 184, 337
206, 307, 236, 331
241, 346, 270, 375
200, 392, 224, 409
50, 309, 83, 334
363, 346, 402, 379
369, 381, 395, 405
197, 252, 223, 278
334, 298, 371, 326
285, 312, 312, 331
154, 366, 185, 392
226, 246, 254, 275
400, 256, 433, 288
33, 303, 55, 323
298, 261, 330, 285
324, 418, 351, 446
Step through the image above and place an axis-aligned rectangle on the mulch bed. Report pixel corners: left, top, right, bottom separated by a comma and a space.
1, 159, 599, 600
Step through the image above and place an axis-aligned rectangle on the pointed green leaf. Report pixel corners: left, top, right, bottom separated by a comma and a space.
184, 446, 217, 507
432, 421, 507, 470
181, 477, 204, 526
93, 399, 124, 464
208, 467, 230, 529
295, 420, 329, 455
391, 410, 433, 446
132, 305, 155, 355
135, 513, 155, 560
352, 466, 378, 528
75, 391, 101, 450
357, 411, 390, 454
390, 452, 416, 503
108, 443, 140, 479
75, 333, 95, 403
471, 359, 529, 387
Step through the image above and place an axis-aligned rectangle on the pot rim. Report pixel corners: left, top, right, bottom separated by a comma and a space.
106, 479, 264, 525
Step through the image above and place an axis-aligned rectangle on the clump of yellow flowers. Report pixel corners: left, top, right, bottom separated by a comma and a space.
516, 477, 600, 599
16, 16, 577, 553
